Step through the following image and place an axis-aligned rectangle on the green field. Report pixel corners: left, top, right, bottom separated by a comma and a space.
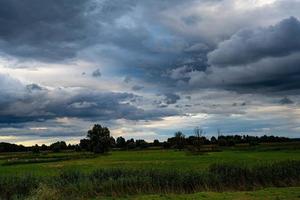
97, 187, 300, 200
1, 148, 300, 176
1, 148, 300, 199
27, 185, 300, 200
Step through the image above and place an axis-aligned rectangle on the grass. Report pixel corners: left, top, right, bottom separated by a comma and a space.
1, 160, 300, 199
94, 187, 300, 200
1, 152, 96, 166
0, 148, 300, 176
0, 147, 300, 199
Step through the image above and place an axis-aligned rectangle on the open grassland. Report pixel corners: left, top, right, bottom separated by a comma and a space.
95, 187, 300, 200
0, 148, 300, 176
1, 160, 300, 199
0, 146, 300, 199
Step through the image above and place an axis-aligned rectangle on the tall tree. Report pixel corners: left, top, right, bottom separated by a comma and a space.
193, 127, 204, 152
174, 131, 185, 150
116, 136, 126, 148
87, 124, 111, 153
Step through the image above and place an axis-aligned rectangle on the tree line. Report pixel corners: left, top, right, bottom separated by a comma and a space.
0, 124, 298, 153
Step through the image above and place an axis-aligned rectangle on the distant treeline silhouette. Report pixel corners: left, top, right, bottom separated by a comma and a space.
0, 124, 299, 153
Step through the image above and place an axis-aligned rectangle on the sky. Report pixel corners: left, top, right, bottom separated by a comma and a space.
0, 0, 300, 145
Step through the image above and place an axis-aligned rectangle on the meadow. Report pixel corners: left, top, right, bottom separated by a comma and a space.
94, 187, 300, 200
0, 145, 300, 199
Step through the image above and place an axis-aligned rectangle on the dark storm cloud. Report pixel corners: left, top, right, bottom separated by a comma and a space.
124, 76, 132, 83
185, 96, 191, 100
46, 91, 176, 121
0, 0, 210, 89
0, 74, 177, 124
92, 69, 102, 78
163, 93, 180, 105
0, 0, 95, 60
178, 17, 300, 94
279, 97, 294, 105
132, 85, 144, 91
1, 1, 300, 99
208, 17, 300, 67
153, 93, 181, 108
1, 1, 300, 142
1, 1, 300, 95
26, 84, 43, 91
0, 0, 138, 61
0, 0, 210, 92
188, 52, 300, 93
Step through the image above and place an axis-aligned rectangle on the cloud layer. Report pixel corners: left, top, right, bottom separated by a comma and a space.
208, 17, 300, 66
0, 0, 299, 144
0, 74, 176, 124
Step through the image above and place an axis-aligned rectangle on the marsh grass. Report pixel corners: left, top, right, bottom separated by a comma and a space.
0, 174, 39, 200
1, 160, 300, 200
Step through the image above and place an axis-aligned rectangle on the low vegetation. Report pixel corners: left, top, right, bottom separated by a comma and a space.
92, 187, 300, 200
0, 160, 299, 199
1, 153, 96, 166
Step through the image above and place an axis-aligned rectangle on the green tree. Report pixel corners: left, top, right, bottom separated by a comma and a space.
32, 144, 40, 154
174, 131, 185, 150
153, 139, 160, 146
87, 124, 111, 153
116, 136, 126, 148
50, 141, 67, 152
193, 127, 204, 152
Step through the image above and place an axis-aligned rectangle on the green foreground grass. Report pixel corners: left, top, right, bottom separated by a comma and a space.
0, 147, 300, 199
97, 187, 300, 200
1, 148, 300, 176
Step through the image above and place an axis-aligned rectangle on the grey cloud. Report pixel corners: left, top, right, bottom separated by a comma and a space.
184, 43, 209, 53
163, 93, 180, 105
26, 84, 43, 91
232, 102, 246, 107
0, 119, 88, 137
189, 52, 300, 93
279, 97, 294, 105
0, 0, 137, 61
132, 85, 144, 91
124, 76, 132, 83
92, 69, 102, 78
208, 17, 300, 67
169, 66, 193, 80
2, 1, 300, 142
190, 103, 246, 116
185, 96, 191, 100
0, 0, 211, 86
78, 0, 210, 86
0, 74, 177, 124
0, 0, 95, 61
